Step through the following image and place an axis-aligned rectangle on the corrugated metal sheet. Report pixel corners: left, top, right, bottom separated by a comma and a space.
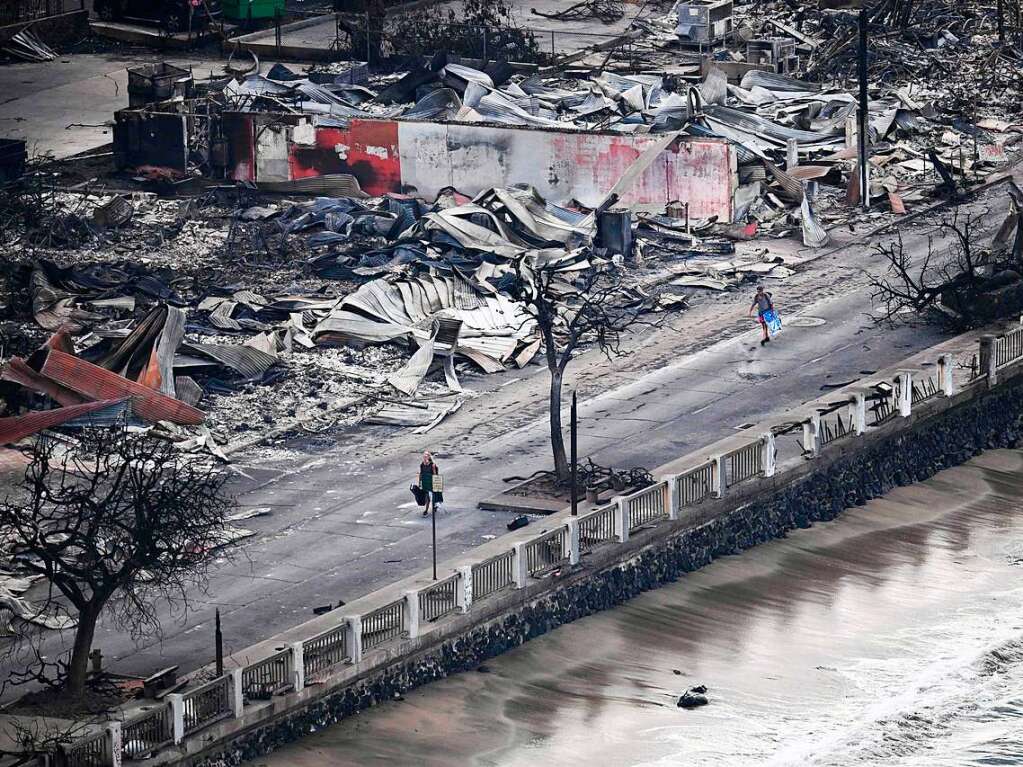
179, 343, 277, 381
739, 70, 821, 93
386, 339, 434, 395
0, 399, 126, 446
1, 357, 90, 406
40, 350, 204, 425
255, 173, 367, 197
801, 195, 830, 249
702, 105, 843, 151
61, 399, 135, 428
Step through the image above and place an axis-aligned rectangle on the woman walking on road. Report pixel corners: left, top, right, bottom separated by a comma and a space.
417, 451, 443, 517
749, 285, 775, 346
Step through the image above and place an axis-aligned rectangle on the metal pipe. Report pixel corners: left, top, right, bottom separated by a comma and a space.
431, 500, 437, 580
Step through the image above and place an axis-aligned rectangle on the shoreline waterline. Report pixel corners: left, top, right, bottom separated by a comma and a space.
260, 449, 1023, 767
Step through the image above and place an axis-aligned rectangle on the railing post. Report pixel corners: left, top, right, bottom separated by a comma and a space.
512, 543, 528, 588
802, 414, 820, 457
348, 615, 363, 664
666, 475, 679, 520
761, 432, 776, 477
456, 565, 473, 612
565, 517, 581, 565
938, 353, 956, 396
849, 390, 867, 434
107, 721, 122, 767
712, 455, 726, 497
229, 667, 244, 717
290, 642, 305, 691
613, 498, 629, 543
168, 693, 185, 744
980, 335, 997, 385
404, 590, 420, 639
896, 371, 912, 417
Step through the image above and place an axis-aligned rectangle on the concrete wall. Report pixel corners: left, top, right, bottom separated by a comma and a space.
224, 115, 737, 219
187, 369, 1023, 767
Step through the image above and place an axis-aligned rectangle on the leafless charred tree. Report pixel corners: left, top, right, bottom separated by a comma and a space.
510, 258, 654, 482
386, 0, 541, 63
0, 428, 236, 701
869, 198, 1023, 330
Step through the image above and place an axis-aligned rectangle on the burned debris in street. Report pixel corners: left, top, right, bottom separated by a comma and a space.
2, 0, 1021, 462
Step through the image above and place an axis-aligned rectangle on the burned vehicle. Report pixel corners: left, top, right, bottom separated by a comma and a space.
94, 0, 221, 33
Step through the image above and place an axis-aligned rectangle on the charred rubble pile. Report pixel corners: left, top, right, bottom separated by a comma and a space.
112, 6, 1018, 239
4, 0, 1020, 461
2, 174, 767, 461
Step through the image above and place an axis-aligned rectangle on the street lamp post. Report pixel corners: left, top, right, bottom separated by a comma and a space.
431, 499, 437, 580
215, 608, 223, 676
571, 391, 578, 516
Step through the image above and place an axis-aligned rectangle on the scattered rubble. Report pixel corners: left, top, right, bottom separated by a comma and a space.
0, 177, 709, 459
2, 0, 1020, 462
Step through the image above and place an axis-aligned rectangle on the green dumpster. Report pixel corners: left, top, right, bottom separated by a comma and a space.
221, 0, 285, 21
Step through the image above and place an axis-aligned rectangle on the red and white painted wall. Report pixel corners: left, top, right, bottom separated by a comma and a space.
224, 115, 738, 221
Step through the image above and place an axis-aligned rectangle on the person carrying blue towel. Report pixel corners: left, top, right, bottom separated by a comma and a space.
748, 285, 775, 346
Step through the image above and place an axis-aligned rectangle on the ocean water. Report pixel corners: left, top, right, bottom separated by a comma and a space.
261, 450, 1023, 767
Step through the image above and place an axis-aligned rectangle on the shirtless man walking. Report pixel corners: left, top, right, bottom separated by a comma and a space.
748, 285, 775, 346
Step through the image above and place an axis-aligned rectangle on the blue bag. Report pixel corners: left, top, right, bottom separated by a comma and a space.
763, 309, 782, 336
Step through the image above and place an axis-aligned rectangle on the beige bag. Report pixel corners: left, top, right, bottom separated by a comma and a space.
432, 474, 444, 492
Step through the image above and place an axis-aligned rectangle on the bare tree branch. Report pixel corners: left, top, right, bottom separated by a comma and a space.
0, 428, 237, 701
509, 257, 662, 481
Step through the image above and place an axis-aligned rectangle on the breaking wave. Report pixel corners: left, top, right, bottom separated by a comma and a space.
768, 629, 1023, 767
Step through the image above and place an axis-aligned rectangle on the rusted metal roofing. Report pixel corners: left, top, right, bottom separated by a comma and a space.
1, 357, 90, 407
40, 350, 204, 425
0, 400, 125, 446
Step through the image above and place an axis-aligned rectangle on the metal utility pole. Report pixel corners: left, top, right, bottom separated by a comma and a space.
857, 8, 870, 211
215, 608, 224, 676
571, 391, 578, 516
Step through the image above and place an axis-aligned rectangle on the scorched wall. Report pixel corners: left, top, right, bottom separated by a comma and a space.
224, 115, 737, 220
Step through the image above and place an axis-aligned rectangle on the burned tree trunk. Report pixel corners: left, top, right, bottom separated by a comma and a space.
548, 367, 569, 481
512, 260, 654, 485
64, 604, 101, 698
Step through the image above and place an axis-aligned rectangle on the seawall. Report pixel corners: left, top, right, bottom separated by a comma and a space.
197, 355, 1023, 766
55, 323, 1023, 767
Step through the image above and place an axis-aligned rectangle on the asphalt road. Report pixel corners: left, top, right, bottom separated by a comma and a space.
7, 180, 1016, 687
